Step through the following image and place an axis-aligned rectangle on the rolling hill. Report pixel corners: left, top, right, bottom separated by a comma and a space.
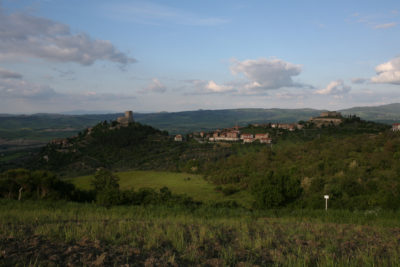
1, 103, 400, 145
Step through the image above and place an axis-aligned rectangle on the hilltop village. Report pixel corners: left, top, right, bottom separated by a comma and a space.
47, 109, 400, 149
175, 111, 347, 144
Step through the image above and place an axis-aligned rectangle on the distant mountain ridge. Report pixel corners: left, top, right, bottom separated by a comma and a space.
1, 103, 400, 143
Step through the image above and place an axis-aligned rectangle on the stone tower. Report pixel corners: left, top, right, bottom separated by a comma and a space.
125, 111, 133, 123
117, 110, 134, 126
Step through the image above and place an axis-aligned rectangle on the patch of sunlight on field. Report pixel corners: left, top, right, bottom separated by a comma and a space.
67, 170, 254, 206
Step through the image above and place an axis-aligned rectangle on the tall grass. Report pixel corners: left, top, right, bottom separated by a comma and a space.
1, 199, 400, 266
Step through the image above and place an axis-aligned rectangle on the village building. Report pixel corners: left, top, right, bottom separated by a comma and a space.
255, 133, 269, 140
174, 134, 183, 141
392, 123, 400, 131
277, 123, 296, 131
240, 133, 254, 140
226, 131, 238, 138
213, 130, 221, 138
50, 138, 69, 146
209, 130, 240, 142
259, 137, 272, 144
243, 137, 255, 143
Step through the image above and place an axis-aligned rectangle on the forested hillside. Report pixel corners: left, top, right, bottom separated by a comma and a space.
19, 114, 400, 210
29, 120, 231, 177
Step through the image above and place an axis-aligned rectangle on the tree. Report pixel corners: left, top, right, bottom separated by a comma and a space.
91, 169, 119, 192
251, 171, 302, 209
91, 169, 120, 206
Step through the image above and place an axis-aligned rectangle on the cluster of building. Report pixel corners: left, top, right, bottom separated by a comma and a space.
175, 126, 272, 144
174, 111, 349, 143
209, 128, 271, 143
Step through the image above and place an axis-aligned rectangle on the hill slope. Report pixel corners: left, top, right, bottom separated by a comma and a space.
340, 103, 400, 124
29, 120, 230, 176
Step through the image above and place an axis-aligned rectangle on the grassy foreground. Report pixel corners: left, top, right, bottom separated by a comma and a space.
68, 170, 254, 206
1, 200, 400, 266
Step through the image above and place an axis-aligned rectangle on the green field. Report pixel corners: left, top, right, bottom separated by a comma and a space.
69, 170, 254, 206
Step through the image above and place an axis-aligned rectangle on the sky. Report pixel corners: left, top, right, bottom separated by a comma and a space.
0, 0, 400, 113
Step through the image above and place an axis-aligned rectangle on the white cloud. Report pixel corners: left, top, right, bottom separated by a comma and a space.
203, 80, 233, 93
188, 79, 235, 94
373, 22, 397, 29
230, 58, 303, 91
315, 80, 351, 95
186, 58, 307, 95
0, 8, 135, 66
0, 67, 23, 79
371, 56, 400, 84
140, 78, 167, 93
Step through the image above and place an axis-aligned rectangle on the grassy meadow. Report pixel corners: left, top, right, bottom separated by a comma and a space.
1, 200, 400, 266
68, 170, 254, 207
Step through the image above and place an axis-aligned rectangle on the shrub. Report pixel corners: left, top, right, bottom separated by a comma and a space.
222, 185, 240, 196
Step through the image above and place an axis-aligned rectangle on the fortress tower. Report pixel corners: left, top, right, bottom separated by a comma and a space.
125, 111, 133, 122
117, 110, 134, 126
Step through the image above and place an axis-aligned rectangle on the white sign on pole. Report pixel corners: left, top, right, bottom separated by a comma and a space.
324, 195, 329, 210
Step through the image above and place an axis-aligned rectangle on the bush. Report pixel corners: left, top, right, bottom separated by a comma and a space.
95, 188, 121, 207
0, 169, 86, 201
222, 185, 240, 196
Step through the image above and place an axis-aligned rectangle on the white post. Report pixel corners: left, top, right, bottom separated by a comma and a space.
324, 195, 329, 211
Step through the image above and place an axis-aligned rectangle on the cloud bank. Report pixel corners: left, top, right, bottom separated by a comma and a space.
192, 58, 306, 95
0, 8, 135, 65
230, 58, 303, 90
0, 67, 23, 79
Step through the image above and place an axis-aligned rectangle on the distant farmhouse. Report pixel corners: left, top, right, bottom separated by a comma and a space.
392, 123, 400, 131
174, 134, 183, 141
309, 111, 343, 127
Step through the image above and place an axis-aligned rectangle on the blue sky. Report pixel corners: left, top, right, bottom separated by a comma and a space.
0, 0, 399, 113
